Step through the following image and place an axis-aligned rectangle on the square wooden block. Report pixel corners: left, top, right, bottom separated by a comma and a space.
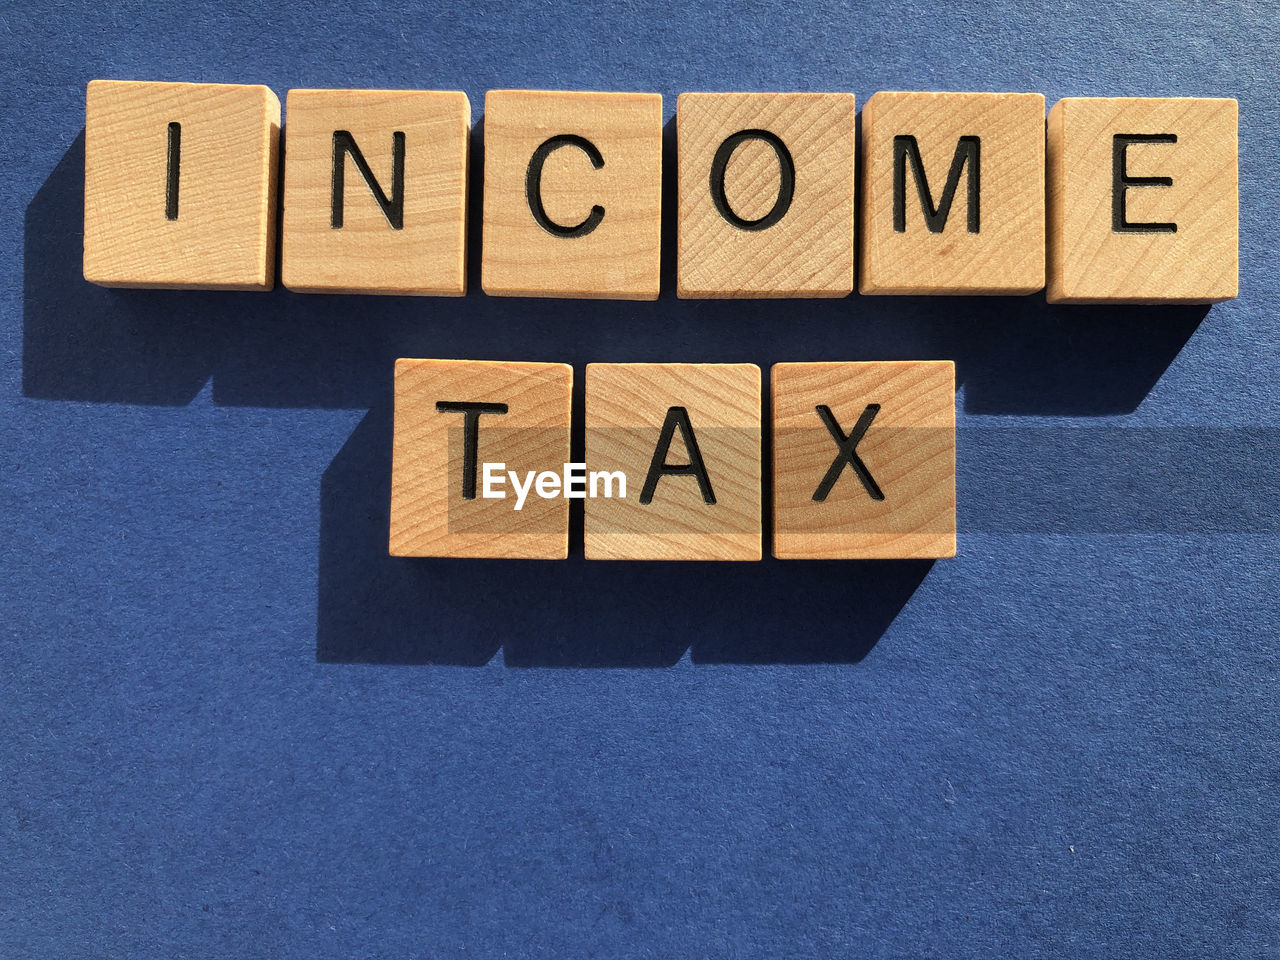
585, 363, 761, 561
1046, 97, 1238, 304
772, 361, 955, 560
859, 91, 1045, 296
281, 89, 470, 296
390, 359, 572, 559
481, 90, 662, 300
83, 79, 280, 290
677, 92, 855, 298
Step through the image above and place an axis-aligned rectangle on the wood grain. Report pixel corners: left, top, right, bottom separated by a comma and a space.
1046, 97, 1238, 304
281, 89, 470, 296
584, 363, 761, 561
859, 91, 1045, 296
83, 79, 280, 290
481, 90, 662, 300
772, 361, 955, 559
390, 359, 572, 559
676, 92, 855, 298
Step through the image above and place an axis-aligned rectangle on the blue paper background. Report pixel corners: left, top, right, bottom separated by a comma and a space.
3, 1, 1278, 956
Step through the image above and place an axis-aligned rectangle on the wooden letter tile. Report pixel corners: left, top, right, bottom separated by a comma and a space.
282, 89, 470, 296
584, 363, 761, 561
390, 359, 572, 559
481, 90, 662, 300
677, 92, 855, 298
1046, 97, 1238, 304
859, 91, 1045, 296
772, 361, 955, 559
84, 79, 280, 290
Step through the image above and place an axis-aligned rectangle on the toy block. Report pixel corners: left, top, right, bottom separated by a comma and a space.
772, 361, 955, 559
859, 91, 1045, 296
481, 90, 662, 300
584, 363, 761, 561
389, 359, 572, 559
676, 92, 855, 298
281, 89, 470, 296
1046, 97, 1238, 304
83, 79, 279, 290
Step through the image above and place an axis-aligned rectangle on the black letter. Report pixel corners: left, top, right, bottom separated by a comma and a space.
812, 404, 884, 502
639, 406, 716, 505
165, 122, 181, 221
709, 129, 795, 231
332, 130, 405, 230
893, 135, 980, 233
525, 134, 605, 238
1112, 134, 1177, 233
435, 401, 509, 500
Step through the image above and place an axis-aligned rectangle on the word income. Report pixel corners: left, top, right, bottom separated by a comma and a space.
83, 82, 1239, 304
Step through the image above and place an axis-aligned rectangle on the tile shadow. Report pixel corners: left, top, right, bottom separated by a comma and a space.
24, 131, 1206, 417
317, 401, 933, 666
21, 129, 1212, 666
